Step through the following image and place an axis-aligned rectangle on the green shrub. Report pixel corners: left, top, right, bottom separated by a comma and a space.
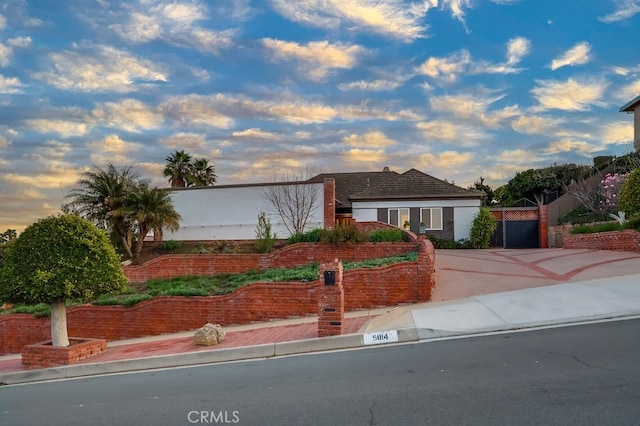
3, 303, 51, 318
570, 222, 623, 234
620, 168, 640, 218
368, 228, 411, 242
558, 206, 608, 225
470, 207, 497, 249
428, 235, 471, 249
320, 224, 367, 244
92, 294, 153, 306
344, 252, 418, 269
159, 240, 181, 251
254, 212, 276, 253
288, 228, 324, 244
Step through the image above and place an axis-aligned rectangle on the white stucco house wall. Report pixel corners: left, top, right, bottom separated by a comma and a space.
163, 181, 328, 241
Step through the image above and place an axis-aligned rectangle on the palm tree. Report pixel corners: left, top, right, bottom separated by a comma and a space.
163, 150, 192, 188
188, 158, 217, 187
123, 183, 181, 257
65, 164, 139, 259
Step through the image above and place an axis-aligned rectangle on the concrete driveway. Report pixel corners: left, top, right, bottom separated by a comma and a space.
432, 248, 640, 302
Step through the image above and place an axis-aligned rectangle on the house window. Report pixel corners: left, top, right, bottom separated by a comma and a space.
420, 208, 443, 230
389, 208, 410, 228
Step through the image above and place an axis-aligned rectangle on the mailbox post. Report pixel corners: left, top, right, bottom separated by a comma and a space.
318, 259, 344, 337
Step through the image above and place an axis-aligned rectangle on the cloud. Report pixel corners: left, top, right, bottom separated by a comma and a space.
0, 14, 6, 31
269, 0, 433, 42
419, 38, 530, 83
92, 99, 163, 132
599, 0, 640, 23
160, 94, 235, 128
416, 120, 486, 145
417, 50, 471, 83
262, 38, 364, 81
598, 121, 634, 145
7, 36, 32, 48
429, 92, 520, 127
344, 148, 387, 164
159, 133, 208, 152
33, 45, 168, 93
337, 78, 404, 91
87, 134, 142, 165
343, 131, 397, 148
511, 115, 564, 135
0, 74, 24, 93
506, 37, 531, 65
25, 119, 90, 137
110, 1, 233, 54
0, 36, 31, 67
542, 138, 596, 157
550, 42, 591, 70
232, 128, 279, 139
531, 77, 608, 111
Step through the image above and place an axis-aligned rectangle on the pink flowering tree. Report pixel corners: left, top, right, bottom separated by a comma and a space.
600, 173, 627, 223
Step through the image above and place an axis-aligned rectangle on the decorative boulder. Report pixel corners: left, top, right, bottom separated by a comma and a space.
194, 323, 226, 346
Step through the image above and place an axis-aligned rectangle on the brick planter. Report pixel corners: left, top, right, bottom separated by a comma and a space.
22, 338, 107, 369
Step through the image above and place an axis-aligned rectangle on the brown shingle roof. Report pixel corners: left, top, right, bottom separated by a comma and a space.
310, 168, 482, 208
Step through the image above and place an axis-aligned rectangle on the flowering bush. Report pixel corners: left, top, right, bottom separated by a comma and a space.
600, 173, 626, 212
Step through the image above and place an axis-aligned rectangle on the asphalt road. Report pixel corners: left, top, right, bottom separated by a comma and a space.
2, 319, 640, 426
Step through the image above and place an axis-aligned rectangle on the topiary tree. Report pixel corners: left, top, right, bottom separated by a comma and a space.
619, 168, 640, 219
0, 215, 128, 347
470, 207, 498, 249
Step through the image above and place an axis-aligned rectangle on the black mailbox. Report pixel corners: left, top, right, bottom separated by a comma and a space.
324, 270, 336, 285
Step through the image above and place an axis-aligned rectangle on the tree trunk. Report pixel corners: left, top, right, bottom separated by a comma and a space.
50, 300, 70, 347
120, 234, 134, 259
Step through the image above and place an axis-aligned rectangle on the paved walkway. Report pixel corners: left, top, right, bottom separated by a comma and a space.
2, 248, 640, 384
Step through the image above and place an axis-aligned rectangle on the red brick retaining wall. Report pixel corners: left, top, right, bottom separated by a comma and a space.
22, 338, 107, 369
562, 229, 640, 252
123, 242, 417, 283
0, 240, 435, 355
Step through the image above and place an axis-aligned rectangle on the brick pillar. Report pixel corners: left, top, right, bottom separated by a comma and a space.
323, 178, 335, 231
318, 259, 344, 337
538, 204, 549, 248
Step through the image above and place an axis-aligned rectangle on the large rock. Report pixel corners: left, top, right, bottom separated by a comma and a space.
194, 323, 226, 346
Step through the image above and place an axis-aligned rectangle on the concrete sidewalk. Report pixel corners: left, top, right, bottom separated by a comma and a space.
2, 249, 640, 385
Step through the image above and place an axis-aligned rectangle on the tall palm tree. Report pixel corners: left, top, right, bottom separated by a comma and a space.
163, 150, 192, 188
65, 164, 139, 259
188, 158, 217, 187
122, 183, 181, 257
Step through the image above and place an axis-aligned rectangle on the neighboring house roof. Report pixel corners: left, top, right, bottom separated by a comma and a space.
310, 167, 483, 209
620, 95, 640, 112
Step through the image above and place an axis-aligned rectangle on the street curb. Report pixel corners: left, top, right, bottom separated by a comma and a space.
0, 329, 420, 386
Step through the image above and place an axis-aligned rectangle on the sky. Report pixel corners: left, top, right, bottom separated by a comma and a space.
1, 0, 639, 232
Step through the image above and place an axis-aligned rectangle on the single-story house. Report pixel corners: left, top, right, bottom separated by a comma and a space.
310, 167, 484, 241
620, 94, 640, 152
162, 167, 483, 242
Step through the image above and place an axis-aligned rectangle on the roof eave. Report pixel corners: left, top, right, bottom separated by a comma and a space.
620, 95, 640, 112
350, 193, 483, 201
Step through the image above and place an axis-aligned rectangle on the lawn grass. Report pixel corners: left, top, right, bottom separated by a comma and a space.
0, 251, 420, 313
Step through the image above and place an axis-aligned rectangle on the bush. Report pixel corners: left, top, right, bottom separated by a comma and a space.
288, 228, 324, 244
368, 228, 411, 242
570, 222, 623, 234
320, 224, 367, 244
159, 240, 181, 251
558, 206, 608, 225
428, 235, 471, 249
620, 168, 640, 218
92, 294, 153, 306
469, 207, 497, 249
254, 212, 276, 253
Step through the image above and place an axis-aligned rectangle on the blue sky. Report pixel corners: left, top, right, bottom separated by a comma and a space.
1, 0, 639, 232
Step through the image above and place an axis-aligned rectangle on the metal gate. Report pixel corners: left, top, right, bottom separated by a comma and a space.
490, 208, 540, 248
